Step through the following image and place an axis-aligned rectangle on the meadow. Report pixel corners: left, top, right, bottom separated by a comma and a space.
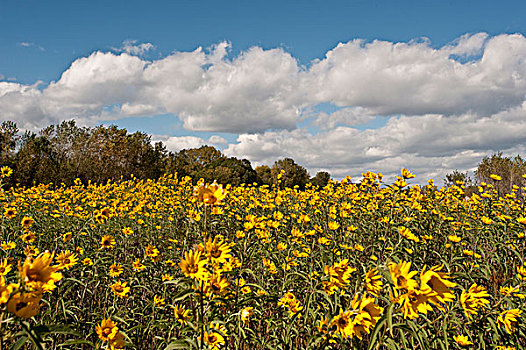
0, 166, 525, 349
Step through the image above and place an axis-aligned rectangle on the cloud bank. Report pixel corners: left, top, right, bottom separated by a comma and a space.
2, 33, 526, 181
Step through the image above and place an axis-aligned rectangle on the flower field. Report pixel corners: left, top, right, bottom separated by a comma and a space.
1, 167, 526, 349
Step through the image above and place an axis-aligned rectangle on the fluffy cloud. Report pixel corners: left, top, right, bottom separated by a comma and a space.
3, 33, 526, 181
225, 102, 526, 181
155, 134, 229, 152
118, 40, 155, 56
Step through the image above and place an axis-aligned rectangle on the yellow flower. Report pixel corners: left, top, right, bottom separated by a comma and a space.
400, 168, 416, 179
0, 166, 13, 178
6, 291, 42, 318
461, 283, 490, 319
448, 234, 461, 243
110, 280, 130, 298
0, 259, 12, 276
132, 259, 146, 271
1, 241, 16, 250
21, 216, 34, 228
330, 309, 353, 338
154, 295, 165, 307
95, 318, 119, 341
194, 182, 227, 205
490, 174, 502, 181
328, 221, 340, 230
398, 288, 433, 320
55, 250, 78, 270
4, 207, 17, 219
203, 322, 228, 350
497, 309, 522, 334
121, 227, 133, 235
173, 304, 191, 325
19, 252, 62, 292
101, 235, 116, 249
389, 260, 418, 290
453, 335, 473, 346
240, 306, 254, 324
62, 232, 73, 242
365, 268, 383, 296
109, 263, 123, 277
205, 236, 232, 265
82, 258, 94, 266
179, 250, 208, 280
419, 265, 456, 310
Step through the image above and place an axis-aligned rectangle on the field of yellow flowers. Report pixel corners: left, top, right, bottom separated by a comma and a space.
1, 166, 525, 349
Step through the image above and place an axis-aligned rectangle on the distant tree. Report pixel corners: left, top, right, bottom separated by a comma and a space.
443, 170, 473, 187
474, 153, 526, 197
255, 165, 272, 185
14, 132, 59, 186
166, 145, 257, 185
0, 120, 19, 164
310, 171, 331, 188
271, 158, 310, 189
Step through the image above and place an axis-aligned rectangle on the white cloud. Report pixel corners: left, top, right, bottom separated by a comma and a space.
118, 40, 155, 56
4, 33, 526, 181
19, 42, 31, 47
225, 102, 526, 182
154, 135, 207, 152
208, 135, 227, 144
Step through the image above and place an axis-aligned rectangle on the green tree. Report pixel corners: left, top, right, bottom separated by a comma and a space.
0, 120, 19, 164
309, 171, 331, 188
255, 165, 272, 185
271, 158, 310, 189
474, 153, 526, 197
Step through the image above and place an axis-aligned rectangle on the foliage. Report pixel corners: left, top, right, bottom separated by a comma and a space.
1, 167, 526, 349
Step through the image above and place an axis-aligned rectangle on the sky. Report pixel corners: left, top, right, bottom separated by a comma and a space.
2, 0, 526, 183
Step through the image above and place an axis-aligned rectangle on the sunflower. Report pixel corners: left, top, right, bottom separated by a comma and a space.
173, 304, 191, 325
0, 166, 12, 178
101, 235, 116, 249
0, 259, 12, 276
55, 250, 78, 270
365, 268, 383, 296
20, 231, 36, 243
145, 245, 159, 260
121, 227, 133, 235
21, 216, 34, 228
240, 307, 254, 324
153, 295, 165, 307
24, 245, 39, 257
389, 260, 418, 291
203, 322, 228, 350
460, 283, 490, 319
95, 318, 119, 341
19, 252, 62, 292
419, 265, 456, 310
3, 207, 17, 219
82, 258, 94, 266
110, 280, 130, 298
194, 182, 227, 205
453, 335, 473, 346
62, 232, 73, 242
398, 289, 433, 320
329, 309, 353, 338
6, 291, 42, 318
497, 309, 522, 334
202, 273, 229, 297
179, 250, 208, 280
109, 263, 123, 277
1, 241, 16, 250
132, 259, 146, 272
205, 236, 232, 265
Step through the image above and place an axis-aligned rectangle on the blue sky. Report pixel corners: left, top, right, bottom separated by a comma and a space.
2, 0, 526, 181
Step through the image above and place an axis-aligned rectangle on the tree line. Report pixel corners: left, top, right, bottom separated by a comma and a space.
0, 120, 330, 188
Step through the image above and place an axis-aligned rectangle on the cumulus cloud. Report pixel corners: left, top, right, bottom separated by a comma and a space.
225, 102, 526, 182
117, 39, 155, 56
3, 33, 526, 181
